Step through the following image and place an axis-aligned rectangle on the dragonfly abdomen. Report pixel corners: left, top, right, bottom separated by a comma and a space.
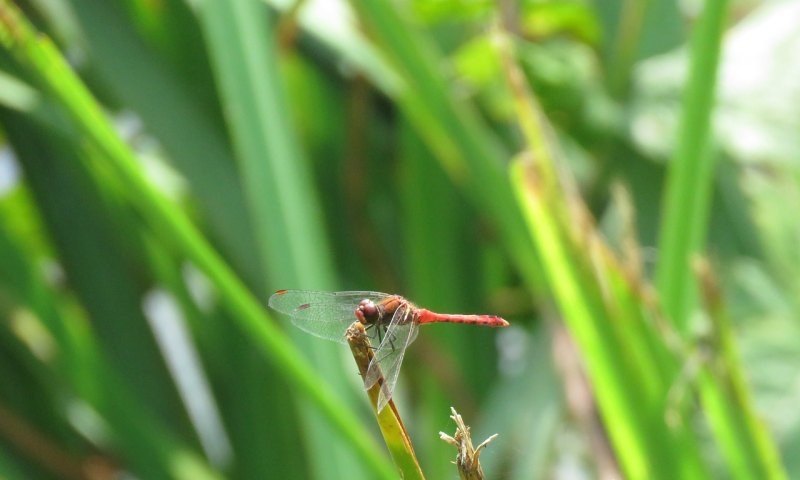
416, 309, 509, 327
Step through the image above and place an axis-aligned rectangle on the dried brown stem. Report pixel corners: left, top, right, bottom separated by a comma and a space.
439, 407, 497, 480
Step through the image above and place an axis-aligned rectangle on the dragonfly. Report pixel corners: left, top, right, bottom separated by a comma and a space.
268, 290, 509, 412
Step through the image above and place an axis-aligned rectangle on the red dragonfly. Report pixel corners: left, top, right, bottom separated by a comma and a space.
268, 290, 509, 412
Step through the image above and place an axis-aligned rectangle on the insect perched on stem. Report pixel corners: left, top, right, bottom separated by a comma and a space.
269, 290, 509, 412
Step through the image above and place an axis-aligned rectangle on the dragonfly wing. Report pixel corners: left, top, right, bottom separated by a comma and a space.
268, 290, 391, 344
285, 303, 360, 343
268, 290, 391, 313
363, 305, 407, 390
364, 306, 420, 412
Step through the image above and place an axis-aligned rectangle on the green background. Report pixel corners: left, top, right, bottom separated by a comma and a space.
0, 0, 797, 478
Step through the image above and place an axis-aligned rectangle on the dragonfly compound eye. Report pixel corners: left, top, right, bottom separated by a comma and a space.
356, 299, 379, 323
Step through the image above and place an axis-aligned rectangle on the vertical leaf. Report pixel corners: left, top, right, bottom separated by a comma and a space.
655, 0, 730, 333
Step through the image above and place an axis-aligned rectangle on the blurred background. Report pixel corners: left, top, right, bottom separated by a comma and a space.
0, 0, 798, 478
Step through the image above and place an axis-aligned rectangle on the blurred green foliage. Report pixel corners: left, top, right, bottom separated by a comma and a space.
0, 0, 797, 478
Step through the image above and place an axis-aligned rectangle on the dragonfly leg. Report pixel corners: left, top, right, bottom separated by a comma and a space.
375, 346, 393, 363
360, 323, 380, 350
380, 328, 397, 351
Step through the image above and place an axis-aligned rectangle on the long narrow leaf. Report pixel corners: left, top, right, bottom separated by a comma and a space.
193, 1, 377, 478
655, 0, 730, 333
0, 3, 394, 478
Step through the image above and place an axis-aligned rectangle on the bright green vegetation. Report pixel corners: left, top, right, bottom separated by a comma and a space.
0, 0, 797, 479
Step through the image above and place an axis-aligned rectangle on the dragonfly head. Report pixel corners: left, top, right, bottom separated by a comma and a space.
355, 299, 379, 325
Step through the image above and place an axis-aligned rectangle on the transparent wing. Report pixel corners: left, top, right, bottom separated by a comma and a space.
268, 290, 391, 344
268, 290, 391, 314
364, 306, 420, 412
